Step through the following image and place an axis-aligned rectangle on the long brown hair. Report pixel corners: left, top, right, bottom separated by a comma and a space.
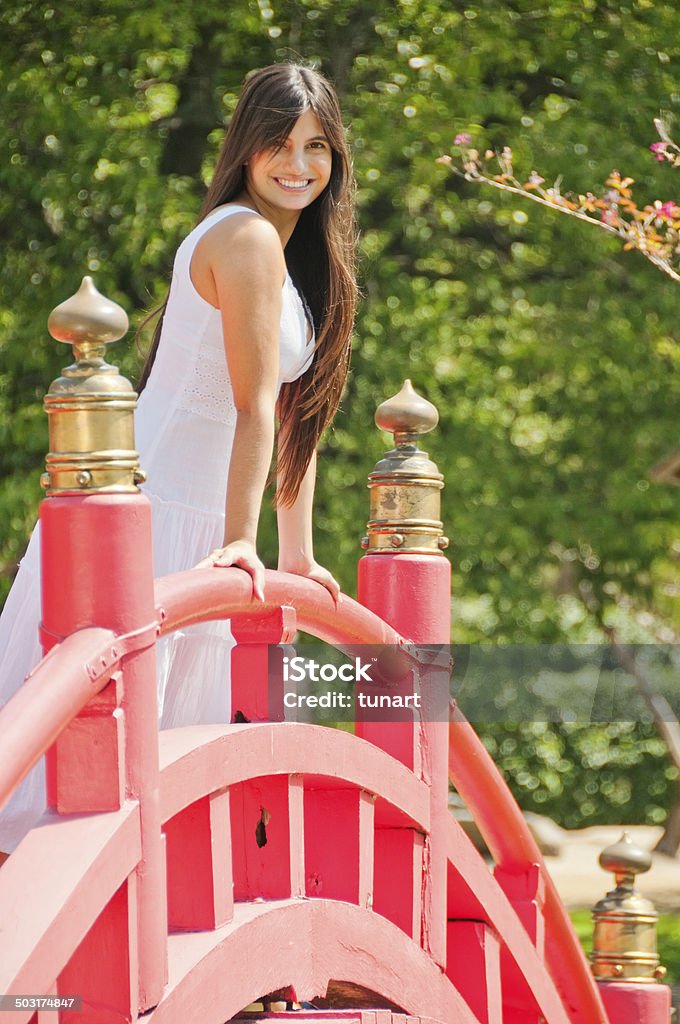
138, 63, 357, 506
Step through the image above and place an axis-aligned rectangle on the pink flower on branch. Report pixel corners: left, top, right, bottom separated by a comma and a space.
650, 141, 669, 162
438, 119, 680, 285
655, 201, 679, 221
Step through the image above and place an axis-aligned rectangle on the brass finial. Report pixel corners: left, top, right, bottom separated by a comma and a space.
362, 380, 449, 555
42, 276, 146, 495
375, 379, 439, 444
48, 275, 129, 350
590, 832, 666, 983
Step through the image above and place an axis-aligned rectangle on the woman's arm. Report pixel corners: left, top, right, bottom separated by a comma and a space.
277, 447, 340, 600
193, 213, 285, 600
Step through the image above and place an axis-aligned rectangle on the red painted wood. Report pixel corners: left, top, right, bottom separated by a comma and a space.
231, 607, 297, 723
420, 711, 448, 964
355, 661, 422, 774
357, 555, 452, 645
57, 876, 138, 1023
231, 607, 297, 645
448, 706, 608, 1024
598, 980, 671, 1024
231, 775, 302, 900
358, 792, 375, 910
36, 983, 58, 1024
40, 495, 165, 1012
288, 774, 305, 898
155, 570, 402, 646
158, 723, 429, 833
0, 804, 140, 1021
0, 626, 117, 814
373, 828, 423, 941
357, 553, 451, 968
233, 1016, 368, 1024
233, 1015, 370, 1024
495, 864, 545, 954
446, 921, 502, 1024
165, 788, 233, 931
445, 813, 571, 1024
55, 673, 125, 813
147, 899, 477, 1024
304, 788, 374, 906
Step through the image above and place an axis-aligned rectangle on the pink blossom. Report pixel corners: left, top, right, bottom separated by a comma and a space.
650, 141, 669, 162
454, 132, 472, 146
656, 201, 678, 220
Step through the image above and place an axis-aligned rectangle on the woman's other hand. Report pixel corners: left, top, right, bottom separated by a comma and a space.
277, 556, 340, 603
195, 541, 266, 602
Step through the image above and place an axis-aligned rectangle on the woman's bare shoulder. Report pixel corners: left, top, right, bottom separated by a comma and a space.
192, 207, 285, 302
197, 207, 282, 262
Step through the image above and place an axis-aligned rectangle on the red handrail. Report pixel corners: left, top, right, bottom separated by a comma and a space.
155, 567, 403, 645
448, 702, 608, 1024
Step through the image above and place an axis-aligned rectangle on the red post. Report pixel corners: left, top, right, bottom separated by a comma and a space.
356, 381, 451, 968
231, 605, 297, 722
40, 278, 166, 1015
597, 981, 671, 1024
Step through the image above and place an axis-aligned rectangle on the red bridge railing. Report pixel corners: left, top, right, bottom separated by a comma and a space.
0, 568, 604, 1024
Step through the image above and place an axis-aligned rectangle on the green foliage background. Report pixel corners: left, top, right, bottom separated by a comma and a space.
2, 0, 680, 829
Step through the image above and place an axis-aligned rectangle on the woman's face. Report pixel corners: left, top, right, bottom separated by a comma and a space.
246, 108, 333, 214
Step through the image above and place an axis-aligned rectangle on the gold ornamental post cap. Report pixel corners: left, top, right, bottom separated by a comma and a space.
362, 380, 448, 555
599, 831, 652, 885
590, 831, 665, 984
48, 275, 129, 347
42, 276, 144, 496
375, 378, 439, 445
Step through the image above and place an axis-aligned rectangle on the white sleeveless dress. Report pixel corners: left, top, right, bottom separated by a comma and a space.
0, 203, 314, 851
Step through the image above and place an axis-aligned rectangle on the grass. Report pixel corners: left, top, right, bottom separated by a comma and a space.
569, 910, 680, 986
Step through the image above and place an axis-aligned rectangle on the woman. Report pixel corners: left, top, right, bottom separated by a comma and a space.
0, 62, 357, 857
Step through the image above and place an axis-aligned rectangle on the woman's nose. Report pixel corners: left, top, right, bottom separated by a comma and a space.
283, 147, 306, 173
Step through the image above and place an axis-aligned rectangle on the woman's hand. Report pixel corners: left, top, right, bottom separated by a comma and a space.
195, 540, 266, 602
278, 556, 341, 603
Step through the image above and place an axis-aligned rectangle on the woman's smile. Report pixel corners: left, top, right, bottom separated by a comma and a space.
275, 177, 313, 191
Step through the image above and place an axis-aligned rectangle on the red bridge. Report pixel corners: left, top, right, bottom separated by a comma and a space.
0, 280, 670, 1023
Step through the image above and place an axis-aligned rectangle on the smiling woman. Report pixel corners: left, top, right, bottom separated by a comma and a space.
0, 63, 358, 858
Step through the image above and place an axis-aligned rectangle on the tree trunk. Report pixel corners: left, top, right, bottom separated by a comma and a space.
654, 778, 680, 857
608, 635, 680, 857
